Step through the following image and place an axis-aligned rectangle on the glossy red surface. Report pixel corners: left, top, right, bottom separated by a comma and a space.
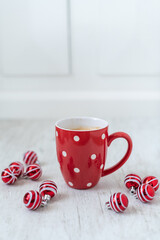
137, 184, 155, 203
55, 125, 132, 189
23, 151, 38, 165
23, 190, 42, 210
1, 167, 17, 184
39, 180, 57, 198
109, 192, 128, 213
25, 164, 42, 180
124, 174, 141, 189
142, 176, 159, 192
9, 161, 24, 178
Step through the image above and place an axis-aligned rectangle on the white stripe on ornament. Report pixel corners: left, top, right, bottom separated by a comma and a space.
39, 183, 57, 191
7, 177, 14, 184
124, 179, 140, 186
109, 196, 114, 211
24, 152, 30, 163
26, 166, 41, 174
30, 170, 41, 179
30, 191, 37, 210
2, 169, 16, 179
2, 174, 11, 178
37, 194, 41, 208
25, 192, 33, 207
39, 186, 57, 193
3, 169, 12, 176
10, 172, 17, 179
40, 187, 57, 195
28, 152, 35, 165
43, 181, 56, 185
31, 154, 37, 164
10, 165, 21, 174
147, 178, 158, 184
111, 194, 118, 213
41, 182, 57, 188
137, 188, 145, 202
153, 182, 159, 189
145, 184, 154, 199
10, 164, 21, 171
11, 175, 16, 180
140, 185, 150, 202
114, 193, 123, 212
124, 176, 141, 181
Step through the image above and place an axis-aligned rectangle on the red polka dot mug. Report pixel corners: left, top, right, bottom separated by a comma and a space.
55, 117, 132, 189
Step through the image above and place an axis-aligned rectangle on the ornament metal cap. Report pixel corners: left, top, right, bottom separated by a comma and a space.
124, 174, 141, 194
39, 180, 58, 202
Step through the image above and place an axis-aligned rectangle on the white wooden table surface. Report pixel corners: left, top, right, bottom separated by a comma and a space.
0, 117, 160, 240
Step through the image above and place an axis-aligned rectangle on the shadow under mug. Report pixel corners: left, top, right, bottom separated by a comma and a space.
55, 117, 132, 189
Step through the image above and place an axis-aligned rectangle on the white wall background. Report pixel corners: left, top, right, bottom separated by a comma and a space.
0, 0, 159, 118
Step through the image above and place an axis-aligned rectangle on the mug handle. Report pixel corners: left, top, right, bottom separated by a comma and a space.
102, 132, 132, 177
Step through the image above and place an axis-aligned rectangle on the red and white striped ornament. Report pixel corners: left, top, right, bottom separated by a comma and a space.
142, 176, 159, 192
23, 151, 38, 165
124, 174, 141, 194
24, 164, 42, 180
39, 180, 57, 202
9, 161, 24, 178
105, 192, 129, 213
136, 183, 155, 203
23, 190, 42, 210
1, 167, 17, 184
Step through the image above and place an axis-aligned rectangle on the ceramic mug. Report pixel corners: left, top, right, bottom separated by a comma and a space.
55, 117, 132, 189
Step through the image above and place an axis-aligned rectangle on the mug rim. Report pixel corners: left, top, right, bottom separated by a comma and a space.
55, 116, 109, 132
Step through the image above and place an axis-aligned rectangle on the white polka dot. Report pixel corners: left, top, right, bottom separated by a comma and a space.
62, 151, 67, 157
74, 168, 80, 173
56, 131, 58, 137
101, 134, 105, 140
87, 182, 92, 187
73, 135, 80, 142
91, 154, 96, 160
100, 164, 104, 169
68, 181, 73, 186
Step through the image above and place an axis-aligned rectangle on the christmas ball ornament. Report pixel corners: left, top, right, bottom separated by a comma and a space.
9, 161, 24, 178
23, 190, 42, 210
39, 180, 58, 203
23, 151, 38, 165
136, 183, 155, 203
142, 176, 159, 192
23, 164, 42, 180
124, 174, 141, 194
1, 167, 17, 184
105, 192, 128, 213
